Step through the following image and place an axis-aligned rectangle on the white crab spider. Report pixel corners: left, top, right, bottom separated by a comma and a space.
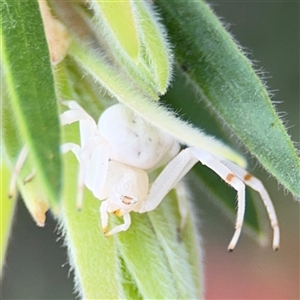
58, 101, 280, 251
9, 101, 279, 251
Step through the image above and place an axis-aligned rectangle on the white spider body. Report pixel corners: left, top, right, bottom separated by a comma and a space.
99, 104, 179, 170
10, 100, 280, 251
59, 101, 280, 250
60, 101, 185, 236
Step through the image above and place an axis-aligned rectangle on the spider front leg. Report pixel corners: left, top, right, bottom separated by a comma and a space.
99, 201, 132, 236
61, 101, 109, 208
140, 147, 246, 251
62, 135, 109, 210
8, 102, 95, 199
60, 100, 98, 146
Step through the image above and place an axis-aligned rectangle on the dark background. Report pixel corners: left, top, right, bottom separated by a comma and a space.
2, 1, 299, 299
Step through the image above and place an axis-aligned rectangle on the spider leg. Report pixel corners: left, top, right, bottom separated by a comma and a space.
62, 135, 109, 209
189, 148, 246, 251
60, 101, 98, 146
140, 147, 246, 251
8, 146, 29, 199
220, 159, 280, 251
104, 213, 131, 237
100, 201, 109, 233
139, 148, 198, 213
80, 135, 109, 199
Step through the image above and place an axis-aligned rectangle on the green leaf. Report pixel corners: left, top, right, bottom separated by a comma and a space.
91, 0, 172, 95
134, 0, 173, 94
92, 1, 140, 62
55, 55, 117, 117
50, 1, 160, 101
1, 1, 62, 204
155, 0, 300, 198
115, 189, 202, 299
2, 71, 50, 226
59, 153, 120, 299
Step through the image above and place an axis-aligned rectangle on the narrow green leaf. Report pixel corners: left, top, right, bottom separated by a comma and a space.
92, 1, 140, 62
2, 71, 50, 226
144, 188, 203, 298
113, 185, 203, 299
55, 60, 119, 298
1, 1, 61, 204
134, 0, 173, 94
50, 1, 159, 101
114, 186, 203, 299
155, 0, 300, 197
55, 56, 118, 117
59, 153, 120, 299
115, 213, 179, 299
91, 0, 173, 95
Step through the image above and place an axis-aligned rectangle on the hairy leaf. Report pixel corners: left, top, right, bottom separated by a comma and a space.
1, 1, 61, 204
155, 0, 300, 198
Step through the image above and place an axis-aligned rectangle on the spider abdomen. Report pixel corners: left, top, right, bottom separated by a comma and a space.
99, 104, 176, 170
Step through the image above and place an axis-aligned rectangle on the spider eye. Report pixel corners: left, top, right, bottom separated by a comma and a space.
120, 195, 138, 205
